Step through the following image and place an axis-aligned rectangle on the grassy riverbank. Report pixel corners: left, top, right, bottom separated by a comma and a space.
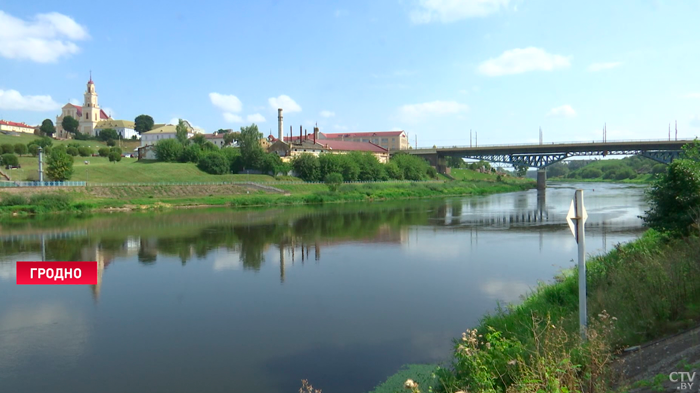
0, 176, 534, 217
372, 229, 700, 392
548, 174, 655, 184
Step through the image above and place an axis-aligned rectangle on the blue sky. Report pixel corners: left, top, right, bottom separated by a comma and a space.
0, 0, 699, 146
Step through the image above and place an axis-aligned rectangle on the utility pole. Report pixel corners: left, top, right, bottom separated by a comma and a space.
669, 123, 671, 141
38, 147, 44, 182
470, 129, 472, 148
475, 132, 478, 147
539, 127, 543, 145
676, 120, 678, 141
415, 135, 417, 149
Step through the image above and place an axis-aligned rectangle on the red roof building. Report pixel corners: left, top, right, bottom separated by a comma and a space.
0, 120, 36, 134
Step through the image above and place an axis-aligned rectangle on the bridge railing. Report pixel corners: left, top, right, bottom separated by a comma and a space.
413, 138, 693, 150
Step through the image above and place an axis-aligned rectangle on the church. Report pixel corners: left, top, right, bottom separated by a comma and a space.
55, 75, 112, 139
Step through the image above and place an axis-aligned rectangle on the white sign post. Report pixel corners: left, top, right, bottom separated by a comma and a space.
566, 189, 588, 340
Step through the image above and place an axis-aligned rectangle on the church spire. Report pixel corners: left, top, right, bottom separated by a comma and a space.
88, 70, 93, 85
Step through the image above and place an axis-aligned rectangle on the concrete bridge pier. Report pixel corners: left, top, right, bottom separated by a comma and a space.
536, 168, 547, 190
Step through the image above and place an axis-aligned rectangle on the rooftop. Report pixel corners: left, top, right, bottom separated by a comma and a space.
0, 120, 35, 128
321, 131, 405, 139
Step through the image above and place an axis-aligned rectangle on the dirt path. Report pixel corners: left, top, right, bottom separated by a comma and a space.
615, 326, 700, 392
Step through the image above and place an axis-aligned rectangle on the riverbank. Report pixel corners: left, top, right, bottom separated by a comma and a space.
0, 177, 534, 217
548, 174, 655, 184
371, 228, 700, 392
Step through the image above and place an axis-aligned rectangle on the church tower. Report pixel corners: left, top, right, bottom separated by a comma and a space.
80, 73, 101, 136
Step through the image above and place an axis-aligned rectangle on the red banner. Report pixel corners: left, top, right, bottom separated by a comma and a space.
16, 261, 98, 285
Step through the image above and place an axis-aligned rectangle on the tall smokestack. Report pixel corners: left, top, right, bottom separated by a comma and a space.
278, 108, 283, 142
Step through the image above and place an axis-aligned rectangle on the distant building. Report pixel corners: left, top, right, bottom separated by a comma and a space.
0, 120, 35, 134
318, 131, 408, 151
268, 127, 389, 163
55, 75, 111, 138
140, 120, 202, 146
202, 133, 226, 147
94, 120, 138, 140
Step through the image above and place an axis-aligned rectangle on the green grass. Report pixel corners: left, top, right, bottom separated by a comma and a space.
368, 364, 438, 393
0, 132, 140, 151
11, 156, 286, 183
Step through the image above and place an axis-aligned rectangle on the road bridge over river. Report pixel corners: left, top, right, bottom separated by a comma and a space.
403, 139, 693, 189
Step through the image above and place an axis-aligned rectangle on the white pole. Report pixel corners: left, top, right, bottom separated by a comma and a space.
576, 189, 587, 340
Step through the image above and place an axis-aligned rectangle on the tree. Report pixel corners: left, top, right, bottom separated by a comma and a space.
28, 145, 39, 157
176, 119, 190, 145
643, 142, 700, 235
1, 144, 13, 154
40, 119, 56, 137
46, 149, 74, 181
108, 151, 122, 163
191, 134, 207, 146
224, 132, 238, 146
514, 164, 529, 177
15, 143, 28, 157
66, 147, 79, 156
155, 139, 184, 162
98, 147, 110, 157
238, 124, 264, 169
98, 128, 120, 141
134, 114, 155, 134
106, 139, 116, 146
179, 144, 202, 163
391, 153, 430, 181
292, 153, 320, 181
197, 152, 229, 175
61, 116, 79, 134
324, 172, 343, 192
1, 153, 18, 167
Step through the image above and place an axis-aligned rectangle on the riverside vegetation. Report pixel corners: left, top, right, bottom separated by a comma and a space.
357, 141, 700, 393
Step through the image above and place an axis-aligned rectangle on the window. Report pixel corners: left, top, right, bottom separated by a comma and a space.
381, 138, 388, 143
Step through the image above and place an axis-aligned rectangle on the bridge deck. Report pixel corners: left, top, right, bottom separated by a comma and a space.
406, 140, 693, 156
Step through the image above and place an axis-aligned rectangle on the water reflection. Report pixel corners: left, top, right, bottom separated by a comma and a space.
0, 183, 648, 393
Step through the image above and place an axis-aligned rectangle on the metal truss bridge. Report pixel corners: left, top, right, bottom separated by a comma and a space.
406, 139, 692, 168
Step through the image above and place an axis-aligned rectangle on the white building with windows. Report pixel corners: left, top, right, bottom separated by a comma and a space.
140, 120, 202, 146
94, 120, 139, 140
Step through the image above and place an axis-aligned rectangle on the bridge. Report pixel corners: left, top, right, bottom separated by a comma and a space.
403, 139, 693, 189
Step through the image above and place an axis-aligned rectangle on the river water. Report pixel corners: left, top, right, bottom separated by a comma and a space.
0, 182, 647, 393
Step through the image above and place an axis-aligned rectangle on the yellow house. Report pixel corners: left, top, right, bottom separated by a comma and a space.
0, 120, 36, 134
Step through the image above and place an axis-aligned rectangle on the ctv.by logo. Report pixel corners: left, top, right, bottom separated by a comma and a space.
670, 372, 697, 391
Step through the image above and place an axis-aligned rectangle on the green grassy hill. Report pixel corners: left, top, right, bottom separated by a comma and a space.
0, 132, 141, 151
8, 156, 291, 183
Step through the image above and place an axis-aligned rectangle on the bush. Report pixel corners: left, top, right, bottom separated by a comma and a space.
110, 147, 122, 156
179, 144, 202, 163
29, 194, 71, 212
155, 139, 184, 162
78, 146, 92, 157
98, 147, 110, 157
580, 167, 603, 179
651, 163, 667, 175
66, 147, 79, 156
197, 152, 229, 175
14, 143, 28, 156
643, 144, 700, 235
324, 172, 343, 192
106, 139, 116, 146
1, 144, 13, 154
1, 153, 19, 166
385, 162, 403, 180
292, 154, 321, 181
28, 144, 39, 157
1, 194, 28, 206
108, 151, 122, 163
98, 128, 119, 141
427, 166, 438, 178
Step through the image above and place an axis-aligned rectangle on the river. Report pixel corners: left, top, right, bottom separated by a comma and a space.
0, 182, 648, 393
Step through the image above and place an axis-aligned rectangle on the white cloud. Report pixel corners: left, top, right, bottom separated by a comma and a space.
0, 11, 89, 63
477, 47, 571, 76
410, 0, 510, 23
168, 117, 179, 125
0, 89, 61, 111
209, 92, 242, 113
320, 110, 335, 118
223, 113, 243, 123
546, 104, 577, 118
587, 62, 622, 72
268, 95, 302, 113
683, 93, 700, 99
69, 98, 80, 106
691, 115, 700, 128
246, 113, 266, 123
398, 100, 469, 123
